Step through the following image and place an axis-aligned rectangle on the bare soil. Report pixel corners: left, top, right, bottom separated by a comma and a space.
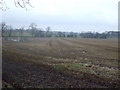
2, 38, 119, 88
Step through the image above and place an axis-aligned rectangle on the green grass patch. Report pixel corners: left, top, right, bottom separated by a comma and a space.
53, 65, 68, 71
23, 32, 32, 36
66, 63, 91, 72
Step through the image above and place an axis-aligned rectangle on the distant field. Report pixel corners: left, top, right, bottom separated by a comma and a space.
2, 38, 119, 88
3, 32, 32, 37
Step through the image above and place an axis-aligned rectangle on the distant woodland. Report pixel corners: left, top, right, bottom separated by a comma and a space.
1, 22, 119, 39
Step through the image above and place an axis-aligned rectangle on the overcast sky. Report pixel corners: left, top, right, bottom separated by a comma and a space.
1, 0, 119, 32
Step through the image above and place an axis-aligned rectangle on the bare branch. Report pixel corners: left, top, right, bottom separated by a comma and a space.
0, 0, 9, 11
14, 0, 18, 7
0, 0, 33, 11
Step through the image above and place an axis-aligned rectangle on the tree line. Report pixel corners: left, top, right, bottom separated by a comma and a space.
0, 22, 119, 39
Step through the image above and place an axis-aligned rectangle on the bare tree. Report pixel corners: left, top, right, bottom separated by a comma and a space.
46, 26, 50, 32
0, 0, 33, 10
29, 23, 37, 37
46, 26, 51, 37
0, 0, 9, 10
7, 25, 13, 37
19, 26, 24, 37
0, 22, 7, 37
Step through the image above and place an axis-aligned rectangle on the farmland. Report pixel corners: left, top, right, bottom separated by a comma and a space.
2, 38, 119, 88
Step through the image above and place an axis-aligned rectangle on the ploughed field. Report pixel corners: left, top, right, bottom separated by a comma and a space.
2, 38, 119, 88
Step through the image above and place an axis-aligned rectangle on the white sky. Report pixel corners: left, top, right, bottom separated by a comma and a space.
1, 0, 119, 32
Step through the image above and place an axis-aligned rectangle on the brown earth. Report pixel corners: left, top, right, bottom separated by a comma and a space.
2, 38, 119, 88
